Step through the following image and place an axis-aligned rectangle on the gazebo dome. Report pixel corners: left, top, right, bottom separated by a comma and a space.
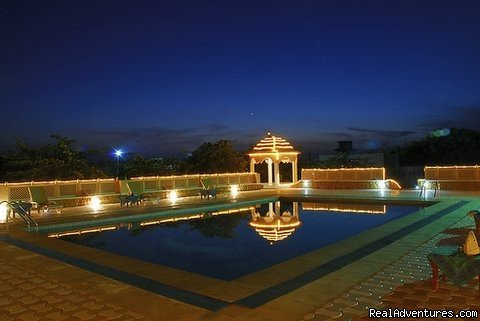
251, 132, 297, 153
248, 132, 300, 186
248, 132, 300, 163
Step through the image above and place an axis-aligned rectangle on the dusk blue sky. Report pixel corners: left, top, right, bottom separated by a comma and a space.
1, 0, 480, 156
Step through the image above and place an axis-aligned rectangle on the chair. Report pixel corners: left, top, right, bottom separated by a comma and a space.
200, 178, 217, 199
127, 181, 153, 202
428, 251, 480, 295
28, 186, 63, 214
468, 210, 480, 235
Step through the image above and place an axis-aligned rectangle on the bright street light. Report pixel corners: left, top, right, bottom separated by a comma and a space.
114, 149, 123, 178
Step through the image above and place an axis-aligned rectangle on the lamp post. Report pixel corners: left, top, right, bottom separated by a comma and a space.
114, 149, 123, 179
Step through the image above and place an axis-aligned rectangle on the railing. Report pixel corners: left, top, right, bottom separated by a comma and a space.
299, 167, 400, 189
0, 201, 38, 232
302, 167, 386, 180
423, 165, 480, 191
0, 172, 261, 205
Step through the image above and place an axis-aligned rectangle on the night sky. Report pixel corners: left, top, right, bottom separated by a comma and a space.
1, 0, 480, 156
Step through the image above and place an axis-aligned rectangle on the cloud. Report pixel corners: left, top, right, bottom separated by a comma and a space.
346, 127, 416, 138
83, 124, 244, 156
418, 106, 480, 131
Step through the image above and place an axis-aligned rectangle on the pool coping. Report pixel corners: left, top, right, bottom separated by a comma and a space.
3, 192, 475, 316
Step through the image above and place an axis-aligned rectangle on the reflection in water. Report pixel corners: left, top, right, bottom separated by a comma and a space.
49, 202, 388, 241
250, 201, 301, 244
302, 202, 386, 214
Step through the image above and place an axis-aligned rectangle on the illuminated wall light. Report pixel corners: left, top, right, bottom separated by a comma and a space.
302, 180, 311, 188
168, 190, 178, 204
0, 202, 8, 223
377, 180, 387, 190
230, 185, 239, 198
89, 196, 101, 211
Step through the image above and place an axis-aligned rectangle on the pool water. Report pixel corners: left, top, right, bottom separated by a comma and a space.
61, 200, 422, 280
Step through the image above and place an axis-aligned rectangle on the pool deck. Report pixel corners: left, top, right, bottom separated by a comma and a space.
1, 188, 479, 320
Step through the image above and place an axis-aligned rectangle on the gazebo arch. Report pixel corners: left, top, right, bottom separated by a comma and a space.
248, 133, 300, 186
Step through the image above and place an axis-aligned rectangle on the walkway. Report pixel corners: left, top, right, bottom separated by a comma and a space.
1, 189, 479, 320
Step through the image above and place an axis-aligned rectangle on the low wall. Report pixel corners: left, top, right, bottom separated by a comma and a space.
302, 168, 385, 180
0, 172, 261, 206
299, 167, 400, 190
421, 165, 480, 191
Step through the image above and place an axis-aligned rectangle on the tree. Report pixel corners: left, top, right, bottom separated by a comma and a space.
122, 154, 186, 177
398, 128, 480, 166
186, 140, 248, 174
0, 135, 105, 181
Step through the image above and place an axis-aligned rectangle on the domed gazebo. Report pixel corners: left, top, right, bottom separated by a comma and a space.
248, 133, 300, 186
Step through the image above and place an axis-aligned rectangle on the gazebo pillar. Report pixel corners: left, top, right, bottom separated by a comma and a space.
250, 158, 256, 173
274, 161, 280, 186
292, 156, 298, 182
267, 158, 273, 186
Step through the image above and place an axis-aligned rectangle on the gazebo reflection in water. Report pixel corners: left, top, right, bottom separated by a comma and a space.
250, 201, 301, 245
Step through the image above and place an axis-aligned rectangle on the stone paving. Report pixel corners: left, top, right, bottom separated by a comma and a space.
1, 190, 479, 321
304, 215, 480, 321
0, 256, 147, 321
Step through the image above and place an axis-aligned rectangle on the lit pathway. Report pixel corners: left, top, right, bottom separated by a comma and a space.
304, 214, 480, 321
0, 255, 147, 321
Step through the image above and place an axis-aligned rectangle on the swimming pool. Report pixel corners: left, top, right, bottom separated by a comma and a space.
60, 199, 422, 280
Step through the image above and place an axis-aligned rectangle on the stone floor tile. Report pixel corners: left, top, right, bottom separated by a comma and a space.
16, 295, 39, 306
313, 308, 342, 319
0, 298, 12, 307
62, 293, 89, 305
50, 288, 72, 296
391, 286, 416, 294
39, 282, 58, 290
109, 316, 136, 321
355, 296, 381, 306
303, 312, 315, 320
71, 309, 98, 320
426, 290, 453, 300
11, 311, 42, 321
378, 280, 404, 288
43, 311, 75, 321
332, 298, 358, 308
98, 309, 123, 319
56, 302, 79, 313
403, 294, 429, 302
41, 295, 64, 305
3, 303, 28, 316
348, 289, 372, 298
6, 278, 25, 286
81, 301, 105, 312
26, 303, 55, 315
342, 307, 367, 317
0, 284, 15, 293
380, 296, 405, 306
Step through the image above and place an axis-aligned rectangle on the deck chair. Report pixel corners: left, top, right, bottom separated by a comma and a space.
118, 181, 140, 207
127, 181, 157, 204
428, 251, 480, 296
28, 186, 63, 214
468, 210, 480, 235
200, 178, 217, 199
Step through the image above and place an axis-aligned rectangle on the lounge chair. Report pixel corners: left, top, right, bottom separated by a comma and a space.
127, 181, 154, 203
468, 210, 480, 235
200, 178, 217, 199
28, 186, 63, 214
428, 251, 480, 295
